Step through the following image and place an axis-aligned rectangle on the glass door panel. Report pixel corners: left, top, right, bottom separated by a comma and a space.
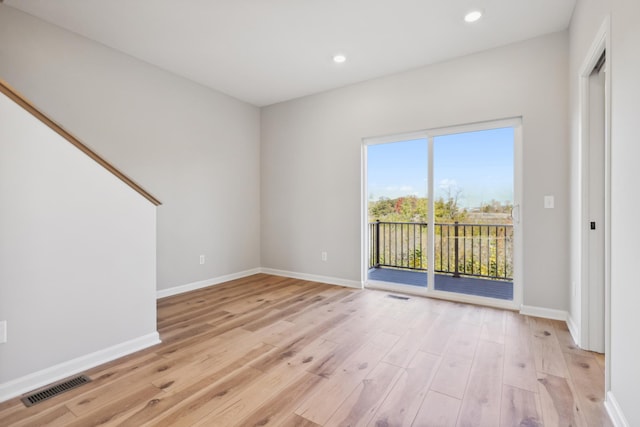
367, 138, 428, 288
432, 128, 514, 300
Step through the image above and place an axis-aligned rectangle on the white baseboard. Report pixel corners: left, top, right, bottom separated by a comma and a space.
519, 305, 568, 321
605, 391, 630, 427
566, 313, 581, 347
156, 268, 262, 299
260, 268, 362, 289
0, 332, 160, 403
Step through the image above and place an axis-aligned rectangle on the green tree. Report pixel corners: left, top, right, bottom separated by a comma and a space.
434, 197, 467, 222
369, 195, 428, 222
480, 199, 513, 214
369, 197, 395, 218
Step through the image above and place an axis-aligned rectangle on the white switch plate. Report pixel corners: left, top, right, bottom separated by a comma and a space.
199, 255, 205, 265
544, 195, 554, 209
0, 321, 6, 344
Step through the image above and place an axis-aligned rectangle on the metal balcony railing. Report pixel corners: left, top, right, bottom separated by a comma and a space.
369, 221, 513, 281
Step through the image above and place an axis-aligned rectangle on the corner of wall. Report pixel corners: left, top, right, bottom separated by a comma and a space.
566, 312, 581, 348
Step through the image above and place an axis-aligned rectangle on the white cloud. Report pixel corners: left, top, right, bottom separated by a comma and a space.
439, 179, 459, 191
370, 184, 424, 199
383, 185, 414, 192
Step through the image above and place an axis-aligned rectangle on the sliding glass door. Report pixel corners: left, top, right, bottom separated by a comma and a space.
364, 120, 521, 308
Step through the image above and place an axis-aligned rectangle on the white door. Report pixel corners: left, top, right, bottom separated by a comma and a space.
587, 60, 606, 353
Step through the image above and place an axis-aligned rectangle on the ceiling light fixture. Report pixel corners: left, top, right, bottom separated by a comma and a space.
464, 10, 483, 23
333, 54, 347, 64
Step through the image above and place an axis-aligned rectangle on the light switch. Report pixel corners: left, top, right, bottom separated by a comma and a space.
544, 196, 554, 209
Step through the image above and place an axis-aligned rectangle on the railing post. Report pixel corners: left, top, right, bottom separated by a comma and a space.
453, 221, 460, 278
375, 220, 381, 268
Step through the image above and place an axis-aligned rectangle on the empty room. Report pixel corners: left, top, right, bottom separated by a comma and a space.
0, 0, 638, 426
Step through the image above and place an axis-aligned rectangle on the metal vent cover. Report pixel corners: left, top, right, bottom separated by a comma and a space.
387, 294, 410, 300
21, 375, 91, 407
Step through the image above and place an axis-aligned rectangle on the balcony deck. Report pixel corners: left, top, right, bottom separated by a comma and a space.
368, 267, 513, 300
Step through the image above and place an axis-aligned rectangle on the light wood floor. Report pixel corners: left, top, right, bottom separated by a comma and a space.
0, 274, 611, 426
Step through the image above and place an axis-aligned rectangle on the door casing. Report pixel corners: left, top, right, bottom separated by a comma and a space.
577, 17, 611, 389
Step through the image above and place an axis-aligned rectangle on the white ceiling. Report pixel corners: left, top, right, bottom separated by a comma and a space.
5, 0, 576, 107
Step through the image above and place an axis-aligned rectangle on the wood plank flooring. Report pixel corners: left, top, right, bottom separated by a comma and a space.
0, 274, 612, 426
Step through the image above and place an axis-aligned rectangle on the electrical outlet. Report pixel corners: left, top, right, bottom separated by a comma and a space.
321, 251, 328, 262
199, 255, 205, 265
0, 321, 6, 344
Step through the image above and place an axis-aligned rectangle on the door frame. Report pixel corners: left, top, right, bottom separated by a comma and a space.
578, 17, 611, 386
361, 117, 523, 310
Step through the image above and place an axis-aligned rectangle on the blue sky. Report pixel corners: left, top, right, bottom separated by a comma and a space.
367, 127, 514, 208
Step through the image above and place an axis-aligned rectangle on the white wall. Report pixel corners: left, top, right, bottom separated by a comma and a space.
0, 91, 157, 399
609, 0, 640, 424
0, 5, 261, 292
262, 32, 570, 310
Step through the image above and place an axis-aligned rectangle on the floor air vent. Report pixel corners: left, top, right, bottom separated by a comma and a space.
387, 294, 410, 300
22, 375, 91, 407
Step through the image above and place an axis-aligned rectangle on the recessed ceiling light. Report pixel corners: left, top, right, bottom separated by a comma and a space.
333, 54, 347, 64
464, 10, 483, 23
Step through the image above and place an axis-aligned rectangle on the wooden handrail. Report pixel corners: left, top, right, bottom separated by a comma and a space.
0, 78, 161, 206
